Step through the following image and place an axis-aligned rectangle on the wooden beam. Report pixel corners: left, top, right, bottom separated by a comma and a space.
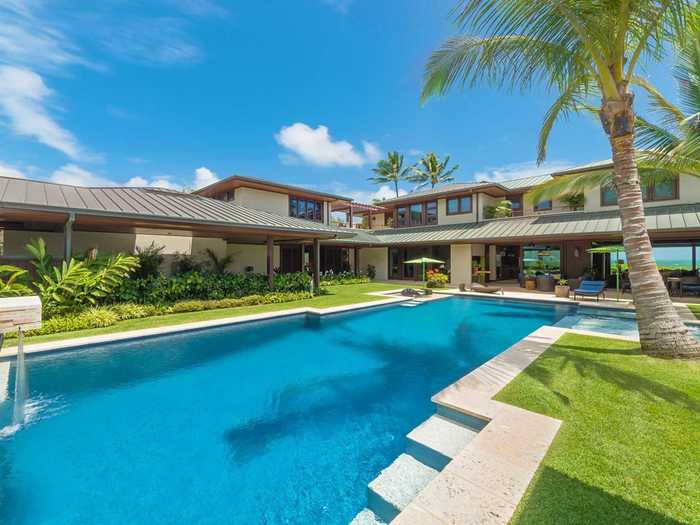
348, 204, 353, 229
313, 238, 321, 292
266, 237, 274, 288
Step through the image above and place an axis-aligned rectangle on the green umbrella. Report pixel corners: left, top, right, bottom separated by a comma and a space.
587, 245, 626, 300
404, 257, 445, 282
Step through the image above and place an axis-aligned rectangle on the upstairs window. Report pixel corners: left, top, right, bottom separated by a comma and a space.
290, 197, 323, 222
425, 201, 438, 225
534, 200, 552, 212
446, 195, 472, 215
395, 201, 437, 227
600, 177, 679, 206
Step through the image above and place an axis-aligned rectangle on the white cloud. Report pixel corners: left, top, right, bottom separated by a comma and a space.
473, 160, 573, 183
0, 161, 25, 179
194, 166, 219, 189
275, 123, 381, 167
100, 18, 202, 66
362, 141, 382, 164
0, 2, 86, 72
126, 175, 179, 190
50, 164, 114, 186
0, 65, 88, 160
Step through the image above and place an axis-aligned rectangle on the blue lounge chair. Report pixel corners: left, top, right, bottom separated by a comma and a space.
573, 280, 606, 301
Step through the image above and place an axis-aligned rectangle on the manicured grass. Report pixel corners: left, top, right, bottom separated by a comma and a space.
687, 304, 700, 319
494, 333, 700, 525
17, 283, 401, 347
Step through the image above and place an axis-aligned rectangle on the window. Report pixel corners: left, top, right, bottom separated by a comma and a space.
290, 197, 323, 222
534, 200, 552, 211
651, 178, 677, 201
446, 195, 472, 215
395, 201, 438, 227
425, 201, 438, 225
601, 183, 618, 206
600, 177, 679, 206
410, 203, 423, 225
396, 206, 408, 227
509, 195, 523, 216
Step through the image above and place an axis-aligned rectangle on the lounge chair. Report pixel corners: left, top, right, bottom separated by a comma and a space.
572, 280, 606, 301
470, 282, 504, 295
680, 276, 700, 296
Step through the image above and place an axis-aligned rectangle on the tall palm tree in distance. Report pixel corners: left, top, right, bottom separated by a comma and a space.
368, 151, 412, 198
408, 152, 460, 190
422, 1, 699, 357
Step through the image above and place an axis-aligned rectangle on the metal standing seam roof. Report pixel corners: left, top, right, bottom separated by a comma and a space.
0, 176, 345, 236
335, 203, 700, 245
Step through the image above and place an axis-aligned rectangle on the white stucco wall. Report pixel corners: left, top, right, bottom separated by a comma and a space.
358, 247, 388, 280
1, 229, 227, 274
450, 244, 472, 287
370, 212, 386, 229
234, 187, 289, 216
226, 243, 267, 273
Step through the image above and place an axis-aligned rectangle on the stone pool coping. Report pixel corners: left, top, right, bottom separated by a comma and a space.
392, 325, 638, 525
0, 290, 418, 360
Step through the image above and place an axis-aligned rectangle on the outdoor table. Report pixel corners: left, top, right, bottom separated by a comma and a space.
473, 270, 490, 285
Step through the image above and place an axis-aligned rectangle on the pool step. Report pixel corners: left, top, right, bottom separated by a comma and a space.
399, 300, 420, 308
367, 453, 438, 523
405, 414, 479, 471
349, 508, 385, 525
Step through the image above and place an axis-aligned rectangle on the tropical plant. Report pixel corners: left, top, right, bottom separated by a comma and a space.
485, 200, 513, 219
26, 238, 139, 314
0, 265, 32, 297
204, 248, 234, 274
407, 152, 459, 190
421, 0, 700, 357
368, 151, 412, 198
134, 242, 164, 278
562, 193, 585, 210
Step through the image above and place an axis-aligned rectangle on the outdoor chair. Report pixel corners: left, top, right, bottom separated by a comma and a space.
470, 282, 504, 295
572, 280, 606, 301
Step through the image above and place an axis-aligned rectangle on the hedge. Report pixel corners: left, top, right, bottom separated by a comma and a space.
5, 291, 313, 339
109, 271, 311, 305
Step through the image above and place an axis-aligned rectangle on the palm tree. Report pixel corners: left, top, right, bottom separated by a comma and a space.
368, 151, 411, 198
407, 152, 460, 190
422, 1, 699, 357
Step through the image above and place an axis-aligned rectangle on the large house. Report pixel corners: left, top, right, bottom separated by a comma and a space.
1, 160, 699, 288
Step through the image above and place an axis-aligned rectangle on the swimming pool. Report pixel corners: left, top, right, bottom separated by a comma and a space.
555, 307, 700, 338
0, 297, 571, 524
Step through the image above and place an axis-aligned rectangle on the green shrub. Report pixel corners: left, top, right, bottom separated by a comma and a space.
366, 264, 376, 280
167, 292, 312, 315
109, 303, 160, 320
273, 272, 311, 292
6, 307, 120, 339
171, 300, 208, 313
134, 242, 164, 279
320, 270, 370, 286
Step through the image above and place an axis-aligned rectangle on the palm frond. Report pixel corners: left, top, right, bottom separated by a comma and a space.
526, 170, 613, 205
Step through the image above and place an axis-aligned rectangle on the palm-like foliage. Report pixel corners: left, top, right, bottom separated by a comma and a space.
26, 238, 139, 314
422, 0, 699, 356
368, 151, 412, 198
205, 248, 234, 274
0, 265, 32, 297
407, 152, 459, 190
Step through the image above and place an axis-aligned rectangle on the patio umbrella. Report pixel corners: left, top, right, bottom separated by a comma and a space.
587, 245, 626, 300
403, 257, 445, 282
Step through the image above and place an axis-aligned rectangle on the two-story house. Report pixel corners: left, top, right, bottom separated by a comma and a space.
1, 160, 700, 289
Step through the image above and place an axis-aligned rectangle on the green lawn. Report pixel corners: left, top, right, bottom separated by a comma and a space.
18, 283, 401, 347
495, 333, 700, 525
687, 304, 700, 319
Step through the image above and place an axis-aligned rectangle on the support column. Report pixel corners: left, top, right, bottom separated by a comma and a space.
354, 247, 359, 275
693, 242, 696, 274
348, 205, 354, 228
266, 237, 274, 288
300, 243, 306, 272
313, 238, 321, 292
64, 213, 75, 262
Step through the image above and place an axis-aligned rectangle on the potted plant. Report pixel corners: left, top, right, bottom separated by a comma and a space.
524, 271, 537, 290
555, 279, 570, 298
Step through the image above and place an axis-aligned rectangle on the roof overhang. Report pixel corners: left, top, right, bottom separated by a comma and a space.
194, 175, 352, 203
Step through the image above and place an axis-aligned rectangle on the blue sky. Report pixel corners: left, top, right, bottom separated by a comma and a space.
0, 0, 680, 203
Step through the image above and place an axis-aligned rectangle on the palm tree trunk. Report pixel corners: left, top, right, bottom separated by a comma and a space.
394, 180, 399, 198
611, 134, 700, 357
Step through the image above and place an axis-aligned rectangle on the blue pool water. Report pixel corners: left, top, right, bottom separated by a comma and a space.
0, 297, 571, 524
